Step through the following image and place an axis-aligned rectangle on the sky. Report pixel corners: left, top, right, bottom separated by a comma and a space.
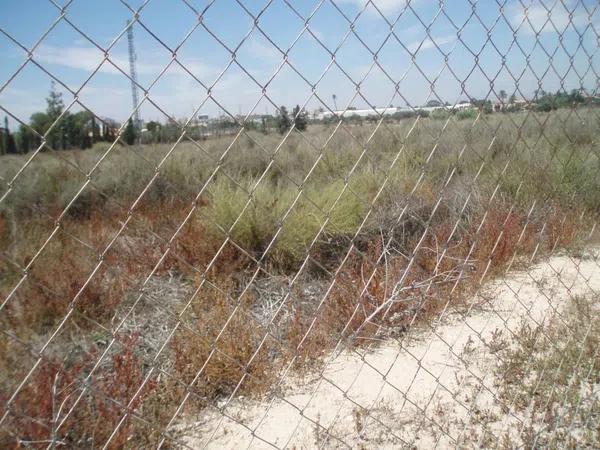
0, 0, 598, 128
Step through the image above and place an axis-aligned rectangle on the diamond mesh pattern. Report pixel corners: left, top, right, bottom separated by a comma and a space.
1, 0, 599, 448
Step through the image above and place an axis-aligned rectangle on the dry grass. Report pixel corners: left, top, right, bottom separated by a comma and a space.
451, 293, 600, 449
0, 333, 181, 449
170, 281, 278, 406
0, 109, 598, 445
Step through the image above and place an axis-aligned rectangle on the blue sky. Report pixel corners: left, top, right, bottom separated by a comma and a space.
0, 0, 598, 128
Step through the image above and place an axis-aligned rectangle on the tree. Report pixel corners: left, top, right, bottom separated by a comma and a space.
277, 106, 291, 134
1, 116, 7, 154
123, 118, 137, 145
499, 89, 507, 103
44, 82, 66, 149
146, 120, 160, 134
91, 116, 98, 144
146, 120, 161, 143
470, 98, 493, 114
568, 89, 585, 104
68, 111, 95, 149
19, 85, 116, 151
2, 117, 17, 154
509, 93, 516, 104
534, 88, 547, 100
426, 99, 442, 107
102, 118, 120, 142
292, 105, 308, 132
535, 90, 556, 112
6, 133, 17, 154
28, 112, 50, 150
260, 116, 267, 134
30, 112, 51, 135
46, 82, 64, 118
17, 123, 33, 153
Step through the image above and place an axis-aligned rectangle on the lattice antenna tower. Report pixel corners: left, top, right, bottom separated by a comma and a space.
126, 20, 141, 129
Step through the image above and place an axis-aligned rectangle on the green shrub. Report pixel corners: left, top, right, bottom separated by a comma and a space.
455, 108, 477, 120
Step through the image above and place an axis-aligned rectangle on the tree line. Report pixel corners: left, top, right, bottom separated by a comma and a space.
1, 85, 591, 156
0, 82, 134, 155
276, 105, 308, 134
0, 84, 311, 155
139, 104, 309, 144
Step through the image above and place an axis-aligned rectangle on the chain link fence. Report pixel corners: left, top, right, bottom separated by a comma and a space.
1, 0, 599, 448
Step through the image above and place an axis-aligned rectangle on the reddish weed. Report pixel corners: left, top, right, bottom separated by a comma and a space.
0, 334, 162, 449
170, 280, 276, 407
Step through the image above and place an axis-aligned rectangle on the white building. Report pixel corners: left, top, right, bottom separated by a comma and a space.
316, 103, 472, 120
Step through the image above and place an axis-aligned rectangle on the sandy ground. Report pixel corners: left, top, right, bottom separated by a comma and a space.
180, 248, 600, 449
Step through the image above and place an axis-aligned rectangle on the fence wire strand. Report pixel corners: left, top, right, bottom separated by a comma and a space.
1, 0, 600, 448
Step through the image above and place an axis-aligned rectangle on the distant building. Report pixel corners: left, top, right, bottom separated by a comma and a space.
493, 98, 529, 111
315, 102, 472, 120
316, 107, 400, 120
418, 102, 472, 113
99, 119, 120, 139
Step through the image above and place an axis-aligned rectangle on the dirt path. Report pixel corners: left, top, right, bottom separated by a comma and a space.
181, 249, 600, 449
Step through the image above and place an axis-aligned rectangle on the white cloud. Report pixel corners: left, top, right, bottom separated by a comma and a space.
244, 36, 282, 68
34, 45, 122, 74
337, 0, 411, 16
33, 45, 211, 78
510, 1, 591, 34
21, 44, 217, 122
311, 29, 325, 42
408, 34, 456, 52
0, 86, 46, 127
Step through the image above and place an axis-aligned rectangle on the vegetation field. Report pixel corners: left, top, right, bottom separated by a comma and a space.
0, 108, 599, 447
